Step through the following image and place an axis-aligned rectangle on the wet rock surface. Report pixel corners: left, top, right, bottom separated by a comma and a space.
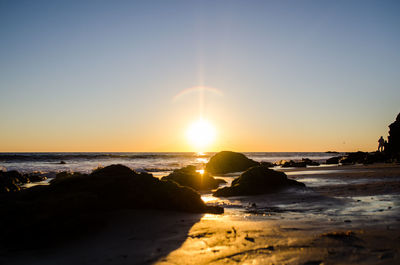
206, 151, 259, 174
0, 170, 47, 193
162, 165, 226, 191
213, 166, 305, 197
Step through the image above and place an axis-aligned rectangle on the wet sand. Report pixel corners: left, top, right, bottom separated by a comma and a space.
1, 164, 400, 264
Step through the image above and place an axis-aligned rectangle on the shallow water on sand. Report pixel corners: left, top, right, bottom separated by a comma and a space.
201, 166, 400, 230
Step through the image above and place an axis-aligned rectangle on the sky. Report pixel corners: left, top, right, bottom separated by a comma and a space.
0, 0, 399, 152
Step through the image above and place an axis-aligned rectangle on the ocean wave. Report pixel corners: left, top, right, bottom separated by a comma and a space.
0, 153, 206, 162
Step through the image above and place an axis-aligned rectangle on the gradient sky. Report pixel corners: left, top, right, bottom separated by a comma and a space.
1, 0, 399, 152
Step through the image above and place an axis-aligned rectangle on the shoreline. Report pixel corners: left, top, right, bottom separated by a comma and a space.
1, 163, 400, 264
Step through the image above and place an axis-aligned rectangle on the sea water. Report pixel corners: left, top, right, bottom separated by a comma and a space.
2, 152, 399, 229
0, 152, 338, 174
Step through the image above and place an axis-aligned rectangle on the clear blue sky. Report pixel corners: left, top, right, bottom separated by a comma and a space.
1, 0, 399, 152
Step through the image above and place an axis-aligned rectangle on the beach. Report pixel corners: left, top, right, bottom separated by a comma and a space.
2, 1, 400, 264
1, 162, 399, 265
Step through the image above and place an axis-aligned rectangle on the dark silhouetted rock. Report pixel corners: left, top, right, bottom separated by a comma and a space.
276, 160, 311, 168
363, 152, 387, 164
277, 158, 319, 167
206, 151, 259, 174
24, 172, 47, 183
325, 152, 369, 165
0, 164, 223, 248
283, 160, 306, 167
339, 157, 354, 165
260, 161, 274, 167
337, 151, 368, 165
213, 166, 305, 197
328, 151, 389, 165
387, 112, 400, 159
346, 151, 368, 164
326, 156, 340, 164
325, 151, 339, 154
60, 161, 66, 164
162, 165, 225, 191
302, 158, 320, 166
46, 164, 222, 213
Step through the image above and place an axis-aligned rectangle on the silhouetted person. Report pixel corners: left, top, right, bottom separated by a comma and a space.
378, 136, 385, 152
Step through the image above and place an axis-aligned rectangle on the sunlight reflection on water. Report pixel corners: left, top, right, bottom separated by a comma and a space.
195, 157, 208, 164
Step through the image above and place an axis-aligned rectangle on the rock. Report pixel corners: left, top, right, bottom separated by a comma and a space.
213, 166, 305, 197
363, 152, 387, 164
50, 171, 85, 185
60, 161, 66, 164
47, 164, 222, 213
326, 156, 340, 164
260, 161, 274, 167
337, 151, 368, 165
346, 151, 368, 164
325, 151, 339, 154
320, 231, 358, 243
274, 160, 288, 166
245, 235, 255, 242
25, 172, 47, 182
206, 151, 259, 174
302, 158, 320, 166
277, 160, 308, 168
339, 157, 354, 165
326, 152, 370, 165
6, 164, 223, 215
387, 112, 400, 159
285, 161, 306, 167
0, 171, 25, 193
0, 170, 49, 193
162, 165, 226, 191
0, 164, 224, 248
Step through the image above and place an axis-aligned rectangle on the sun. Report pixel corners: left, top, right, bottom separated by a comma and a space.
186, 119, 216, 151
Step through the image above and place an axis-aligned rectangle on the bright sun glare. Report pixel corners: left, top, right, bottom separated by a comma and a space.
186, 119, 216, 151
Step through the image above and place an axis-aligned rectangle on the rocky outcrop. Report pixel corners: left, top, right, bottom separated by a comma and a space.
326, 156, 340, 164
162, 165, 225, 191
301, 158, 320, 166
325, 152, 370, 165
276, 158, 320, 168
277, 160, 306, 168
326, 151, 389, 165
213, 166, 305, 197
260, 161, 274, 167
0, 165, 223, 247
44, 164, 223, 213
387, 113, 400, 159
0, 170, 47, 193
206, 151, 259, 174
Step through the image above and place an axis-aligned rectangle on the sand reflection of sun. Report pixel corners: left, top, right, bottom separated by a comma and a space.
196, 169, 205, 175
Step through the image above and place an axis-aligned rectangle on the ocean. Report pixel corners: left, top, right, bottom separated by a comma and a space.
0, 152, 339, 174
2, 151, 400, 265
